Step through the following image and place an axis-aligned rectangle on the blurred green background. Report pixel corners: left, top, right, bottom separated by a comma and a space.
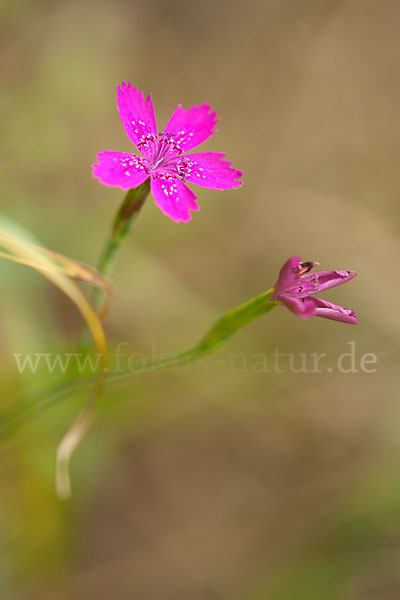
1, 0, 400, 598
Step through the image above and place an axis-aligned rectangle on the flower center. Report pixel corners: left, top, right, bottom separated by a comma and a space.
137, 132, 184, 175
286, 273, 320, 297
297, 261, 317, 276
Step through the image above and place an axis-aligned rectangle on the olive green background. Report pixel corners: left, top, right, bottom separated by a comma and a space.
0, 0, 399, 598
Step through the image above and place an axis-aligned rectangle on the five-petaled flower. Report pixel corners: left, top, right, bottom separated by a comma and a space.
92, 82, 243, 223
272, 257, 357, 324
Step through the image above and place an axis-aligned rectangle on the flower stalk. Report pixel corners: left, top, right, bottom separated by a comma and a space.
89, 179, 150, 315
97, 178, 151, 278
1, 289, 278, 437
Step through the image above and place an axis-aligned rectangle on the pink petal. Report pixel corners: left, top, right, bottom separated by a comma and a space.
179, 152, 243, 190
273, 257, 303, 296
164, 104, 219, 152
280, 296, 317, 319
150, 175, 199, 222
312, 298, 358, 324
117, 82, 158, 156
282, 296, 357, 324
286, 270, 357, 298
92, 151, 149, 190
304, 270, 357, 293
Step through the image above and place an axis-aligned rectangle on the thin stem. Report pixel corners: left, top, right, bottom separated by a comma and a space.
78, 179, 151, 343
97, 179, 151, 279
77, 181, 150, 374
89, 180, 151, 316
0, 290, 278, 435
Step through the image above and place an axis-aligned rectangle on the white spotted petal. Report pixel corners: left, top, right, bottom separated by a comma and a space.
151, 175, 199, 223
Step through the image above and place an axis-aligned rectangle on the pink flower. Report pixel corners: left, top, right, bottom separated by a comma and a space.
272, 257, 357, 324
92, 82, 243, 223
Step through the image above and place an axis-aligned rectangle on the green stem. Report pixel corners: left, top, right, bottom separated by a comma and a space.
0, 289, 278, 435
196, 288, 277, 352
107, 288, 278, 378
90, 180, 150, 313
97, 179, 150, 278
